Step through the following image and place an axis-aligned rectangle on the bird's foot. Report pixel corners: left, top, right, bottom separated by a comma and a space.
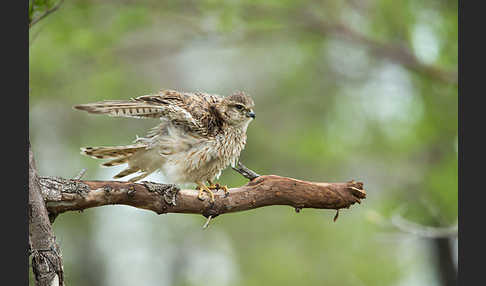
207, 181, 230, 198
196, 182, 215, 203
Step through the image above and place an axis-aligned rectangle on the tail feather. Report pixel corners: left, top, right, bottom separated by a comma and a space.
81, 145, 145, 159
81, 144, 154, 181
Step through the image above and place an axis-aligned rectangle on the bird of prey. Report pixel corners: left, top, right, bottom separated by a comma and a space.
74, 89, 255, 202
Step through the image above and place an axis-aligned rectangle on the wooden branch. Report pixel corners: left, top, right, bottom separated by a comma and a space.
29, 143, 64, 286
40, 173, 366, 221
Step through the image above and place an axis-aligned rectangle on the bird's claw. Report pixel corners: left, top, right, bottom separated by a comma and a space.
197, 192, 206, 201
196, 183, 215, 203
208, 182, 230, 197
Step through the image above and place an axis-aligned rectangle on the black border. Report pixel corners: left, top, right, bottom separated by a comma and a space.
4, 0, 29, 284
459, 0, 482, 285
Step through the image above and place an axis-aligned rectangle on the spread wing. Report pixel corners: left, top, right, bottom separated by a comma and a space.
74, 90, 222, 133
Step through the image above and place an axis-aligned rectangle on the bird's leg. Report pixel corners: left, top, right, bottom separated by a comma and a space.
196, 181, 215, 203
207, 180, 230, 198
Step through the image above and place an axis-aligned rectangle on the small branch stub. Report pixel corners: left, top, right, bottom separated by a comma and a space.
232, 162, 260, 180
333, 210, 340, 222
202, 215, 213, 229
74, 168, 87, 180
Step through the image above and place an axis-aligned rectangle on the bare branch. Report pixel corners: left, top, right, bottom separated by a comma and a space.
40, 175, 366, 221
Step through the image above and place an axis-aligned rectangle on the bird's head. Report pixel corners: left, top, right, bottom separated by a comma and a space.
218, 91, 255, 127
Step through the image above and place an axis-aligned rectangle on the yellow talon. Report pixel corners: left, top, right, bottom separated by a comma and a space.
207, 180, 230, 197
221, 185, 229, 197
197, 182, 215, 203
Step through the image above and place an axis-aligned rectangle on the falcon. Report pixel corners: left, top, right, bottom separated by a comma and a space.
74, 89, 255, 202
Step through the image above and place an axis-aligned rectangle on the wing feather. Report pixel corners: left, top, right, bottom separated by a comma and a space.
74, 89, 222, 134
74, 100, 163, 119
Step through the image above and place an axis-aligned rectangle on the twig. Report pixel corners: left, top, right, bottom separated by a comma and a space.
202, 215, 213, 229
333, 209, 340, 222
391, 213, 457, 239
232, 161, 260, 180
74, 168, 87, 180
29, 25, 45, 47
29, 0, 65, 29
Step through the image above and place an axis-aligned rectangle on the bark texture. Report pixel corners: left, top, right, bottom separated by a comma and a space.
40, 174, 366, 219
29, 144, 64, 286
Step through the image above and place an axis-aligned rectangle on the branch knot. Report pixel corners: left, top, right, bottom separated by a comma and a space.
142, 181, 180, 206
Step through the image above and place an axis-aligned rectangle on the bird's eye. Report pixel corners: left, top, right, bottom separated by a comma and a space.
235, 104, 244, 110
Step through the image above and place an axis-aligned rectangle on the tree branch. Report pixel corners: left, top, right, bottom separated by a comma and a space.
236, 4, 457, 84
40, 174, 366, 221
29, 143, 64, 286
301, 11, 458, 85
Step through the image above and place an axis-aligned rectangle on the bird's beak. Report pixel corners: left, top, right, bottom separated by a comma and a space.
247, 111, 256, 119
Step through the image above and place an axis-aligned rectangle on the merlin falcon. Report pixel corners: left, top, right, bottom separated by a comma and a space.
74, 89, 256, 202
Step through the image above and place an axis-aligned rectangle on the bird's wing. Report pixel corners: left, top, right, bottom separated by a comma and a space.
74, 90, 221, 131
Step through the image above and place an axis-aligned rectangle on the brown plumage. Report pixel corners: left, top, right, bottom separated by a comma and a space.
74, 89, 256, 201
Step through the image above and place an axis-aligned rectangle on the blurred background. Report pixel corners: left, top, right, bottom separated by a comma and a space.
29, 0, 458, 285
